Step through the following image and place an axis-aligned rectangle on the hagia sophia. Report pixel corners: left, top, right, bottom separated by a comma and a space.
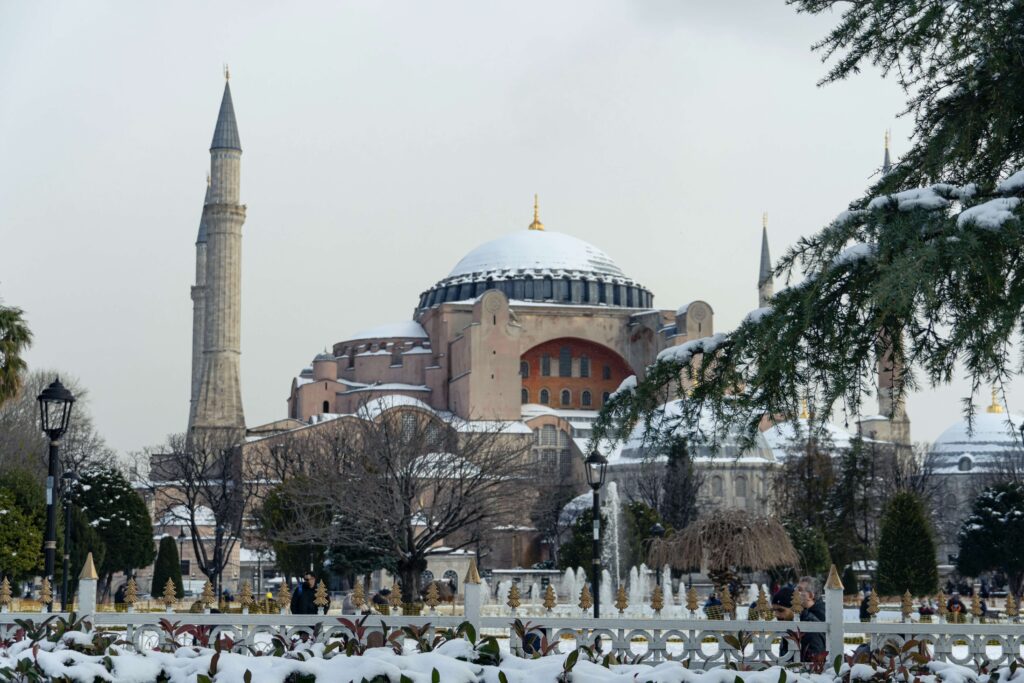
140, 77, 1024, 594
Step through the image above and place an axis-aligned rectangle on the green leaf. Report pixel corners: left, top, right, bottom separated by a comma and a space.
243, 670, 252, 683
778, 668, 786, 683
431, 668, 440, 683
834, 654, 843, 675
499, 672, 509, 683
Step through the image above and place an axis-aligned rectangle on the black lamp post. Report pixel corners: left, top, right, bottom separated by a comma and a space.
649, 522, 666, 587
61, 470, 76, 611
584, 450, 608, 618
178, 527, 187, 577
38, 377, 75, 613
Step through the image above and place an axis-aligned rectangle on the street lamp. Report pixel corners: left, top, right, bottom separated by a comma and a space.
649, 522, 666, 587
61, 470, 77, 611
584, 450, 608, 618
178, 527, 187, 577
38, 377, 75, 613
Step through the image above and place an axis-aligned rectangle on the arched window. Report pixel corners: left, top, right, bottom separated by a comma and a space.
521, 388, 529, 404
524, 277, 535, 299
580, 356, 590, 377
735, 476, 747, 498
539, 389, 550, 405
542, 277, 553, 299
322, 400, 330, 413
421, 570, 434, 585
712, 476, 724, 497
542, 425, 557, 446
559, 347, 572, 377
581, 390, 592, 407
958, 456, 973, 472
520, 360, 529, 378
443, 570, 459, 591
541, 355, 551, 376
558, 430, 569, 448
560, 389, 571, 406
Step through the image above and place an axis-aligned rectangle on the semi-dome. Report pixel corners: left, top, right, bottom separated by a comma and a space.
418, 219, 652, 310
928, 394, 1024, 474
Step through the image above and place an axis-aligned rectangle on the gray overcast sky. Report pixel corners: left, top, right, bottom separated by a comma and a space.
2, 1, 1014, 455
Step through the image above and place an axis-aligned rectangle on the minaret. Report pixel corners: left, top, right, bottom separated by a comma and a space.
883, 130, 892, 175
757, 212, 773, 307
187, 176, 211, 430
192, 71, 246, 437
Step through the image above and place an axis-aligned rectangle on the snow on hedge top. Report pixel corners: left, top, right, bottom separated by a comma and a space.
957, 197, 1022, 230
448, 230, 627, 279
656, 333, 728, 364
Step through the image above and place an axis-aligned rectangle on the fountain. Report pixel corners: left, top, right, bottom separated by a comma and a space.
628, 566, 642, 608
530, 582, 540, 608
497, 579, 512, 607
639, 563, 650, 602
599, 482, 625, 584
575, 567, 586, 595
600, 569, 613, 612
480, 576, 490, 605
561, 568, 576, 605
661, 566, 672, 599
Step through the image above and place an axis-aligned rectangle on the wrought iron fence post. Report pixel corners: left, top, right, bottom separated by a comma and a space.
824, 564, 845, 663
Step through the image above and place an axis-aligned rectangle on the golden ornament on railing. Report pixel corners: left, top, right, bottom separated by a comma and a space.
867, 589, 879, 618
901, 590, 913, 620
388, 582, 402, 610
615, 585, 628, 614
124, 577, 139, 606
40, 578, 52, 607
352, 581, 366, 610
651, 585, 664, 613
314, 580, 329, 610
756, 587, 771, 620
1007, 592, 1019, 618
278, 581, 291, 607
200, 581, 215, 609
0, 578, 12, 609
936, 591, 947, 620
721, 586, 734, 615
686, 587, 698, 613
161, 578, 178, 609
579, 584, 593, 612
506, 583, 521, 610
543, 585, 557, 611
425, 582, 440, 610
239, 581, 254, 609
970, 591, 981, 619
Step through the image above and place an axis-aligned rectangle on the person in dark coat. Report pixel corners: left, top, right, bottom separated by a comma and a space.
797, 577, 826, 622
771, 586, 826, 663
290, 572, 320, 615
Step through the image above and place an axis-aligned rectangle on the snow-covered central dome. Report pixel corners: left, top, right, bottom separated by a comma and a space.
418, 228, 652, 311
447, 231, 627, 279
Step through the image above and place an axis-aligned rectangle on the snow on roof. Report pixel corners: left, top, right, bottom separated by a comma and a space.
448, 230, 627, 279
345, 383, 431, 393
239, 548, 275, 563
346, 321, 428, 341
761, 418, 856, 461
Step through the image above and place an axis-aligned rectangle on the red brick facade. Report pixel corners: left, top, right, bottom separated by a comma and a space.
519, 338, 632, 409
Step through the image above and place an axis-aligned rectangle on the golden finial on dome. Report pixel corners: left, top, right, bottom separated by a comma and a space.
987, 386, 1004, 414
799, 398, 809, 420
528, 194, 544, 231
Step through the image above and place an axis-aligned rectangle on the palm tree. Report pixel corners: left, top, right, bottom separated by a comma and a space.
0, 304, 32, 405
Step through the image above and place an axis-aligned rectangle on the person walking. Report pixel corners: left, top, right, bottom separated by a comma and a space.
290, 572, 320, 615
771, 586, 826, 664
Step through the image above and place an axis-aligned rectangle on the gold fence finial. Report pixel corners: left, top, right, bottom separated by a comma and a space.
506, 583, 521, 610
825, 564, 844, 591
425, 582, 440, 610
464, 558, 481, 585
651, 585, 664, 613
686, 586, 698, 613
352, 581, 366, 610
615, 584, 628, 613
543, 584, 557, 611
162, 578, 179, 609
80, 552, 98, 580
239, 581, 254, 608
578, 583, 593, 612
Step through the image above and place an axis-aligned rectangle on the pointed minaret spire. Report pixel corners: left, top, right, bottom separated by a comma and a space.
882, 129, 892, 175
758, 212, 773, 307
528, 194, 544, 231
210, 75, 241, 152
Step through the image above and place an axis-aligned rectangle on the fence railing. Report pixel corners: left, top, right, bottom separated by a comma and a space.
4, 573, 1022, 671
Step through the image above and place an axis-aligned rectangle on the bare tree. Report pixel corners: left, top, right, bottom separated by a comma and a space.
145, 430, 263, 598
264, 402, 534, 602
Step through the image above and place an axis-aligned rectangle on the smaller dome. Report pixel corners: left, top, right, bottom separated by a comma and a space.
313, 352, 335, 362
929, 409, 1024, 474
761, 418, 856, 462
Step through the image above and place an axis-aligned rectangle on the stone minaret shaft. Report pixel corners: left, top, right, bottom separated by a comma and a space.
187, 179, 211, 430
757, 213, 773, 308
192, 79, 246, 435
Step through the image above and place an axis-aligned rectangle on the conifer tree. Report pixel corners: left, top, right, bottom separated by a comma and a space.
957, 482, 1024, 596
876, 492, 937, 596
660, 438, 700, 532
151, 536, 184, 600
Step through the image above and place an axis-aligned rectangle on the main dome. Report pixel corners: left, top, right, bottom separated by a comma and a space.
418, 229, 652, 310
447, 231, 627, 279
